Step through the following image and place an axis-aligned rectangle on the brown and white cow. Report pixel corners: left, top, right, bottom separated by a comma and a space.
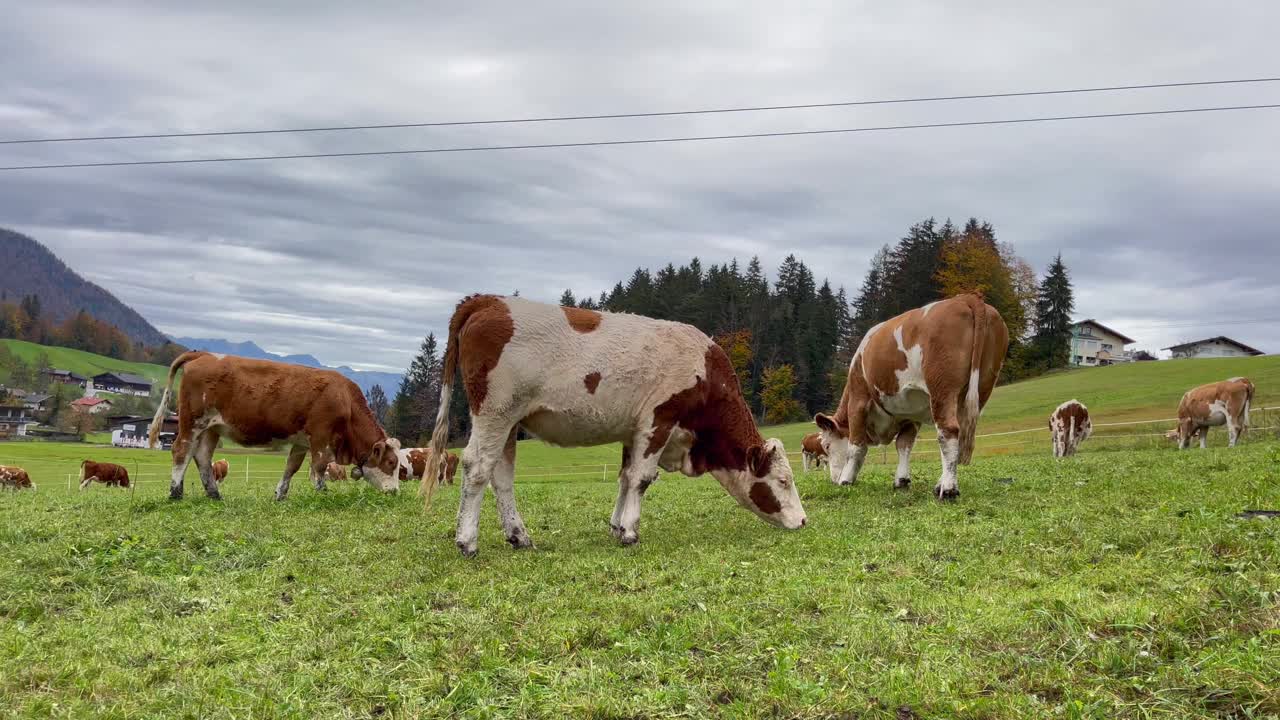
398, 447, 461, 484
420, 295, 806, 557
814, 294, 1008, 500
325, 462, 348, 481
79, 460, 130, 489
148, 352, 402, 501
1049, 400, 1092, 458
1171, 377, 1255, 449
212, 458, 230, 484
801, 432, 827, 471
0, 465, 34, 490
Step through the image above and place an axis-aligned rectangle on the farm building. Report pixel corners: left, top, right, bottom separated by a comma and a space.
0, 404, 39, 438
1070, 320, 1136, 367
89, 372, 153, 397
42, 368, 87, 387
22, 393, 52, 412
108, 413, 176, 449
1163, 336, 1265, 359
71, 396, 114, 415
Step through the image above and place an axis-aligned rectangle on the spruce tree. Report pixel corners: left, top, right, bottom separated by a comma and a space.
559, 289, 576, 307
1032, 254, 1075, 369
366, 385, 390, 425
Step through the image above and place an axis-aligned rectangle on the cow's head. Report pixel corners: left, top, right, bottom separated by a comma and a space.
354, 438, 402, 492
713, 439, 806, 530
814, 412, 850, 484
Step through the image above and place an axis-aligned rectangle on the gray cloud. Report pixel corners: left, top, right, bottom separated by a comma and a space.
2, 0, 1278, 371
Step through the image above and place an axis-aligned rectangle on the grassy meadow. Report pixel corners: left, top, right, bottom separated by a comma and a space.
0, 339, 170, 386
2, 355, 1279, 718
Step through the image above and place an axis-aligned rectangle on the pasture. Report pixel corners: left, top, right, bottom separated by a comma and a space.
3, 356, 1280, 718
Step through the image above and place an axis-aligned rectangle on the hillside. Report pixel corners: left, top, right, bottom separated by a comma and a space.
0, 339, 169, 387
173, 336, 402, 395
0, 228, 168, 347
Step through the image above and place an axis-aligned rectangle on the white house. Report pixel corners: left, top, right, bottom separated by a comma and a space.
0, 404, 38, 438
1070, 320, 1136, 367
1163, 336, 1264, 359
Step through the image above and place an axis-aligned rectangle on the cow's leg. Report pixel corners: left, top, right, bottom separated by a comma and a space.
836, 444, 868, 486
1199, 427, 1208, 450
610, 446, 632, 536
310, 447, 333, 492
191, 430, 222, 500
1226, 416, 1240, 448
802, 451, 811, 472
613, 435, 662, 546
274, 445, 308, 501
456, 420, 508, 558
168, 427, 197, 500
491, 427, 533, 550
79, 475, 95, 490
894, 423, 918, 489
932, 397, 962, 501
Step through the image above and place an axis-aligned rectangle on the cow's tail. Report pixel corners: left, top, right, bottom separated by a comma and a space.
148, 351, 208, 448
1241, 377, 1255, 430
422, 297, 483, 507
958, 294, 988, 465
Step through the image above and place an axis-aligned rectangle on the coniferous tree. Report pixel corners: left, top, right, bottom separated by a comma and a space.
1032, 254, 1075, 370
367, 384, 390, 426
559, 289, 576, 307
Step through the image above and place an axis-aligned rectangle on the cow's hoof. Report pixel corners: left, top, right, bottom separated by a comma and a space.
894, 477, 911, 490
609, 523, 623, 539
838, 480, 854, 487
206, 493, 223, 501
619, 530, 640, 546
274, 494, 288, 502
168, 492, 183, 501
934, 485, 960, 501
457, 541, 479, 558
507, 530, 535, 550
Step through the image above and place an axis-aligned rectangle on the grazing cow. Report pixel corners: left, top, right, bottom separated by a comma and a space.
814, 294, 1009, 500
325, 462, 348, 481
0, 465, 34, 490
801, 432, 827, 471
148, 352, 402, 501
1049, 400, 1092, 457
212, 458, 230, 484
397, 448, 461, 484
1172, 377, 1255, 449
420, 295, 807, 557
79, 460, 130, 489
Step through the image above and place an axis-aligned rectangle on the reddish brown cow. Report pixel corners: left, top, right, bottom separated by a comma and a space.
800, 432, 827, 471
79, 460, 130, 490
212, 459, 230, 484
1049, 400, 1092, 458
1172, 377, 1255, 449
398, 448, 461, 484
148, 352, 402, 501
0, 465, 34, 490
325, 462, 348, 481
815, 294, 1008, 500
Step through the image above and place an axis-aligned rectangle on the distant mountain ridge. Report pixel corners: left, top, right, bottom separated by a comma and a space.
0, 228, 170, 346
172, 337, 402, 396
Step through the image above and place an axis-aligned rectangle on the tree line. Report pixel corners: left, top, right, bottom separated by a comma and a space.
376, 217, 1075, 446
0, 294, 186, 366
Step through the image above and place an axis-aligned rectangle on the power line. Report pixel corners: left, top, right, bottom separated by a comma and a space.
3, 103, 1278, 172
3, 77, 1278, 146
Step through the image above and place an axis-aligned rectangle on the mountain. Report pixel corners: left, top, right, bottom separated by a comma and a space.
0, 228, 170, 347
172, 336, 402, 396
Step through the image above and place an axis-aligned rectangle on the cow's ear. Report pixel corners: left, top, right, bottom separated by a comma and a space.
814, 413, 838, 433
747, 444, 776, 477
369, 441, 386, 465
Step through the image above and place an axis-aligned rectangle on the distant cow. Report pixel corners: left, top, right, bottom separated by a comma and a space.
148, 352, 402, 501
398, 448, 460, 484
212, 459, 230, 484
421, 295, 807, 557
1172, 377, 1255, 449
1049, 400, 1092, 457
815, 294, 1009, 500
325, 462, 347, 481
79, 460, 130, 489
0, 465, 34, 490
800, 432, 827, 471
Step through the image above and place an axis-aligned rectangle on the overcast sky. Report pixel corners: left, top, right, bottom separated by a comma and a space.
2, 1, 1277, 372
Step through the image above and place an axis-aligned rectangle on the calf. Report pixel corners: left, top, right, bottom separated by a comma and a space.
815, 294, 1008, 499
149, 352, 402, 501
325, 462, 347, 481
212, 458, 230, 484
397, 447, 461, 484
1049, 400, 1092, 457
800, 432, 827, 471
421, 295, 806, 557
1172, 377, 1255, 449
79, 460, 130, 489
0, 465, 34, 490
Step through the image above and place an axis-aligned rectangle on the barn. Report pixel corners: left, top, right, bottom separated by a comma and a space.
90, 372, 154, 397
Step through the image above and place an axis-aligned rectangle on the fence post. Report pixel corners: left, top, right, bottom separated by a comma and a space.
601, 464, 607, 482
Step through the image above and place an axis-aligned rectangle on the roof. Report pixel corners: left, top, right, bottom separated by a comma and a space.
25, 393, 51, 403
1161, 336, 1264, 355
43, 368, 88, 381
93, 372, 153, 386
1072, 319, 1137, 344
71, 396, 112, 407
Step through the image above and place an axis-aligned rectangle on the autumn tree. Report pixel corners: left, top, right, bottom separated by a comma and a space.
714, 329, 754, 403
761, 364, 802, 425
367, 384, 390, 425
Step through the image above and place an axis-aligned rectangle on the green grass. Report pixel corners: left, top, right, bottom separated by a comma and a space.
0, 339, 169, 386
2, 355, 1279, 717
